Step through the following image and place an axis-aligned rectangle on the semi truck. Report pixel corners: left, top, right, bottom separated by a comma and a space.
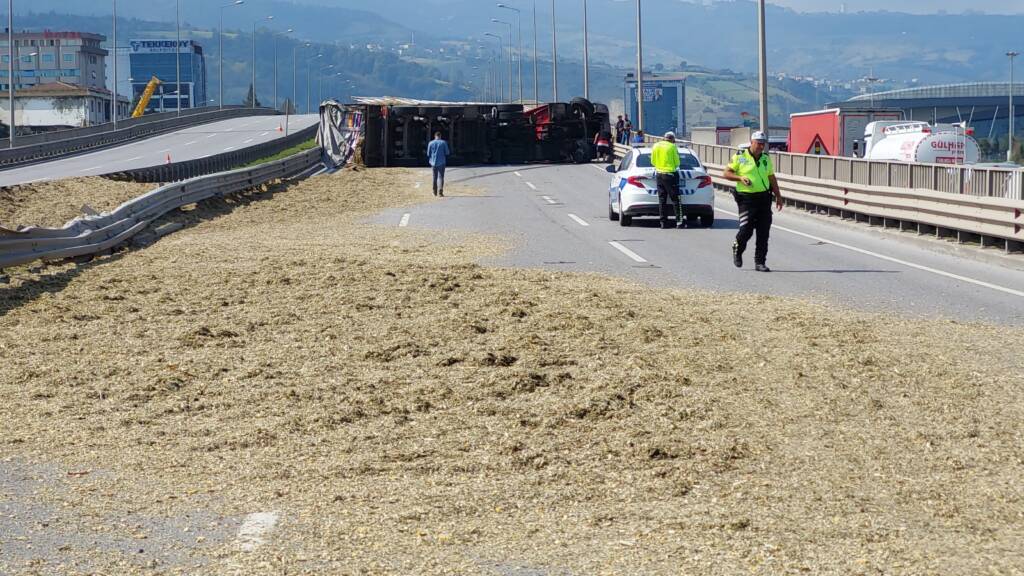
353, 97, 610, 167
789, 108, 902, 158
862, 121, 980, 165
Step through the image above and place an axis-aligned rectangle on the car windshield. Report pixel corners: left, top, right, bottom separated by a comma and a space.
636, 153, 701, 170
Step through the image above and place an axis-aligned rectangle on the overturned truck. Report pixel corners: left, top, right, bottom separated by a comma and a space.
351, 97, 610, 167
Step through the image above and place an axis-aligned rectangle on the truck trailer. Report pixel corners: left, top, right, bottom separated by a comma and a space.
789, 108, 902, 158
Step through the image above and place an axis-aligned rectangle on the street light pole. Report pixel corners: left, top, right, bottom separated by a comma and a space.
307, 52, 321, 113
318, 64, 333, 103
532, 0, 538, 103
582, 0, 589, 100
175, 0, 181, 115
635, 0, 643, 132
112, 0, 118, 128
492, 20, 513, 102
497, 4, 522, 103
757, 0, 768, 134
485, 33, 503, 102
273, 28, 292, 111
252, 15, 273, 108
550, 0, 558, 101
219, 0, 244, 109
7, 0, 14, 147
1008, 51, 1019, 162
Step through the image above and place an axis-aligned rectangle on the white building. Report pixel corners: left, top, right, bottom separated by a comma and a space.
0, 81, 131, 131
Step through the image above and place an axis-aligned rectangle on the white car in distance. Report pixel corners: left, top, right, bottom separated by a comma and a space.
606, 146, 715, 227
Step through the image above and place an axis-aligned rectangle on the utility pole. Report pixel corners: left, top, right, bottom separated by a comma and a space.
582, 0, 589, 100
1008, 51, 1019, 162
757, 0, 768, 134
551, 0, 558, 101
635, 0, 643, 132
112, 0, 118, 128
175, 0, 181, 115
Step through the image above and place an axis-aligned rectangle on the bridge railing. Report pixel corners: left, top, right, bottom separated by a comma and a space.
613, 140, 1024, 252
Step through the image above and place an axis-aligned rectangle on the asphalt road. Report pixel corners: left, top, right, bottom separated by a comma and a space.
381, 162, 1024, 325
0, 114, 320, 187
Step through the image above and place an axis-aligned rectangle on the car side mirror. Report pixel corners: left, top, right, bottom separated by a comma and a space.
605, 164, 617, 173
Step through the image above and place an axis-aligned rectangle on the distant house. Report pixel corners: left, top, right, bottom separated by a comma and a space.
0, 81, 131, 132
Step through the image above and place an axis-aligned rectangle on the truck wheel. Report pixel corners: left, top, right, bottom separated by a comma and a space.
570, 97, 594, 117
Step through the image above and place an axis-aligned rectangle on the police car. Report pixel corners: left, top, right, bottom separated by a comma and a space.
606, 146, 715, 227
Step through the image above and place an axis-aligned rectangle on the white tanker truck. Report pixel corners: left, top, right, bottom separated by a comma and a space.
862, 121, 979, 165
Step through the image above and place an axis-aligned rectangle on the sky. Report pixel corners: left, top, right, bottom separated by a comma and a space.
768, 0, 1024, 13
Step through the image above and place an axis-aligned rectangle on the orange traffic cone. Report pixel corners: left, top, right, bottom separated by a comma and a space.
166, 154, 172, 164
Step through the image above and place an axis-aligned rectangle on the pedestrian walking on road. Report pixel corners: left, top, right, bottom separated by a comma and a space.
723, 131, 783, 272
651, 131, 683, 229
623, 115, 633, 145
615, 115, 625, 145
427, 131, 450, 197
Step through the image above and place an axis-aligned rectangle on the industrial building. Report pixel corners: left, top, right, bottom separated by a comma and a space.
128, 39, 208, 112
624, 72, 686, 138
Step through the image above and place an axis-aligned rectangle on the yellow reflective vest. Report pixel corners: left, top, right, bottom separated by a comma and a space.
650, 140, 681, 174
728, 149, 774, 193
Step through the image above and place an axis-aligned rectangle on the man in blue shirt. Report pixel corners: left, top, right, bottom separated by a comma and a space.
426, 132, 451, 197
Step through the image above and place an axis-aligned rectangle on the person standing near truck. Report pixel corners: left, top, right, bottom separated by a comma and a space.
623, 115, 633, 145
427, 131, 450, 197
650, 132, 682, 229
615, 115, 625, 145
722, 131, 783, 272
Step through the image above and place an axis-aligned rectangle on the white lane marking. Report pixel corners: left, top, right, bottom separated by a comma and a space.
243, 138, 254, 144
236, 511, 279, 552
541, 195, 556, 204
123, 156, 142, 162
22, 178, 47, 184
568, 213, 590, 227
225, 128, 233, 132
526, 182, 538, 190
158, 148, 170, 153
206, 134, 218, 139
223, 146, 235, 151
717, 207, 1024, 299
514, 171, 523, 177
609, 241, 648, 263
78, 165, 104, 172
183, 140, 197, 146
261, 131, 270, 136
399, 213, 411, 227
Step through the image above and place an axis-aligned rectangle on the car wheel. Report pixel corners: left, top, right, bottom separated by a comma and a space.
700, 214, 715, 228
609, 201, 619, 221
619, 201, 631, 226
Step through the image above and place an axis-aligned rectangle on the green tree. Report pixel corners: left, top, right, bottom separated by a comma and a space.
242, 83, 262, 108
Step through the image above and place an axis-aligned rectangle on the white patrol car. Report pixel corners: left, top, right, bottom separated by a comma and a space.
605, 146, 715, 227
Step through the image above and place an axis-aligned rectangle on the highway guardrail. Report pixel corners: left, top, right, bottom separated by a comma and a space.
103, 123, 319, 183
0, 107, 281, 169
0, 146, 323, 270
613, 141, 1024, 253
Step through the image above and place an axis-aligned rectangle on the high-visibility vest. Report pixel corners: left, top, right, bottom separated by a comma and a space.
650, 140, 680, 174
728, 149, 774, 193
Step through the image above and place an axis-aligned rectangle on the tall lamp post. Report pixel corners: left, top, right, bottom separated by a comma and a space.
757, 0, 768, 133
1008, 51, 1019, 162
318, 63, 334, 103
112, 0, 118, 128
307, 52, 321, 113
550, 0, 558, 101
484, 33, 503, 102
218, 0, 244, 109
7, 0, 13, 147
175, 0, 181, 115
273, 27, 293, 111
251, 15, 273, 108
497, 3, 522, 103
491, 20, 513, 102
635, 0, 643, 132
582, 0, 589, 100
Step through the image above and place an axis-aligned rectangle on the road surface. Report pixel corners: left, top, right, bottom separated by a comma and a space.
0, 114, 320, 187
381, 162, 1024, 325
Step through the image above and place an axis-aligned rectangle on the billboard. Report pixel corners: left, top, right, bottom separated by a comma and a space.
625, 77, 686, 138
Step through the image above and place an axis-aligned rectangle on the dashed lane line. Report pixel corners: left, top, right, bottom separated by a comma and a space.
183, 140, 197, 146
243, 138, 254, 144
716, 207, 1024, 299
526, 181, 538, 190
78, 165, 105, 172
514, 171, 523, 177
568, 213, 590, 227
223, 146, 235, 151
541, 195, 557, 205
608, 241, 648, 263
399, 213, 411, 227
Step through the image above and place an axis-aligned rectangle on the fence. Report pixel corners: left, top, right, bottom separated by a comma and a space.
103, 124, 319, 183
613, 140, 1024, 251
0, 107, 281, 169
0, 147, 323, 270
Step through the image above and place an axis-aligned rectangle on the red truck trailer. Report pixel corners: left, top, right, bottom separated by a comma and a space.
789, 108, 902, 158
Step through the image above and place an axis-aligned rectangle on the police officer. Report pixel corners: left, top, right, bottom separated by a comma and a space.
651, 132, 683, 229
723, 131, 783, 271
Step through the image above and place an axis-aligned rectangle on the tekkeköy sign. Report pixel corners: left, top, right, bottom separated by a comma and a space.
129, 40, 196, 54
